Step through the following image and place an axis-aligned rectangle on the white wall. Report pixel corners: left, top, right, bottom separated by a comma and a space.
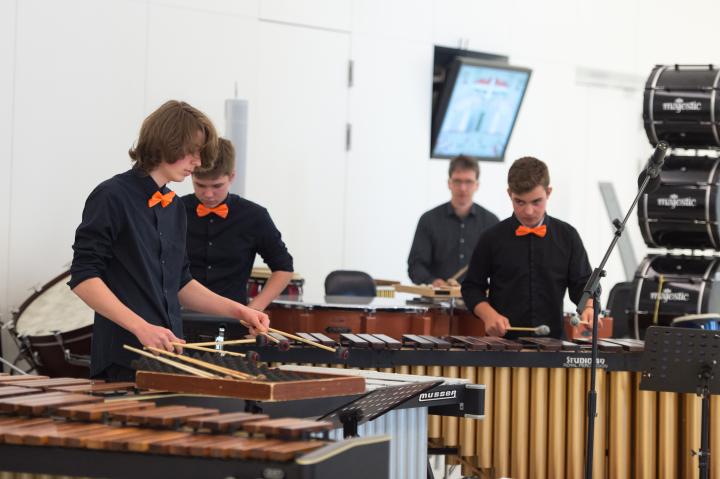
2, 0, 719, 355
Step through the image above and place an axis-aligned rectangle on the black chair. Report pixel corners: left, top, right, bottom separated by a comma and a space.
324, 270, 377, 297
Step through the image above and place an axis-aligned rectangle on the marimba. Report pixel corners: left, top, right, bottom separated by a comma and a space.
0, 375, 389, 479
224, 334, 720, 479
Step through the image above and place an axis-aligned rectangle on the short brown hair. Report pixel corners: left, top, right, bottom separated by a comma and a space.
448, 155, 480, 179
129, 100, 218, 173
508, 156, 550, 194
193, 138, 235, 179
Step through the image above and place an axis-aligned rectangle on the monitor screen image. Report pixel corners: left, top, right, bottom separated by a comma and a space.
432, 58, 531, 161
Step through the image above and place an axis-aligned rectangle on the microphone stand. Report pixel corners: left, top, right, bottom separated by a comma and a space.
578, 143, 667, 479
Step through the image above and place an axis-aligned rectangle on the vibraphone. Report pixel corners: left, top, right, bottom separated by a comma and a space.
0, 373, 389, 479
224, 333, 720, 479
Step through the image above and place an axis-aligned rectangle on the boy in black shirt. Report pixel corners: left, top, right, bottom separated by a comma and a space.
69, 101, 269, 381
182, 138, 294, 310
461, 156, 594, 338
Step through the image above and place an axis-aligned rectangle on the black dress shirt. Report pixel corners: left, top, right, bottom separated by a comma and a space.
68, 167, 192, 377
461, 215, 592, 338
408, 202, 499, 284
182, 194, 293, 304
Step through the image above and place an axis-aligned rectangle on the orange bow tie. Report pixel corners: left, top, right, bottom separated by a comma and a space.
515, 224, 547, 238
147, 191, 176, 208
197, 203, 229, 219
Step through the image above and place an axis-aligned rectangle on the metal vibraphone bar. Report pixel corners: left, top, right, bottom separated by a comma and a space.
222, 333, 720, 479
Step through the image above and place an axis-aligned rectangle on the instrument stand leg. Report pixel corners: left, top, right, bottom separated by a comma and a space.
0, 355, 28, 375
696, 371, 712, 479
426, 459, 435, 479
584, 289, 602, 479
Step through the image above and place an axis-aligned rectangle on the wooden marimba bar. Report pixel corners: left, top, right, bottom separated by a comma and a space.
0, 374, 390, 479
231, 333, 720, 479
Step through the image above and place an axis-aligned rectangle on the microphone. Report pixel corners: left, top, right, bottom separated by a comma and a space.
638, 141, 669, 193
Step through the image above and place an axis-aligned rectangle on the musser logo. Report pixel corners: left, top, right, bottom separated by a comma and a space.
650, 288, 690, 303
564, 356, 607, 369
662, 98, 702, 113
657, 193, 697, 209
419, 390, 457, 402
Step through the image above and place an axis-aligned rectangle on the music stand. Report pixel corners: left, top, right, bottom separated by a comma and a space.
640, 326, 720, 479
318, 380, 442, 438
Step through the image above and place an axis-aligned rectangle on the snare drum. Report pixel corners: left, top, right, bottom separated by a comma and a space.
644, 64, 720, 147
639, 155, 720, 249
11, 271, 94, 377
631, 255, 720, 338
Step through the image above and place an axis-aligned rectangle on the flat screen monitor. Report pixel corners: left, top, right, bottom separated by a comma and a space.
431, 57, 531, 161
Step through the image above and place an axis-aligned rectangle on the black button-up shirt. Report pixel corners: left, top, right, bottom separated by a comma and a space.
68, 167, 192, 376
461, 215, 592, 338
408, 202, 499, 284
182, 194, 293, 304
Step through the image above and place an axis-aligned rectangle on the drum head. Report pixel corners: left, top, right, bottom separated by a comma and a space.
14, 271, 94, 337
672, 313, 720, 330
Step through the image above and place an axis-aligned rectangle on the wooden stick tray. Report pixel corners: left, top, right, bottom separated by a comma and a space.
135, 369, 365, 402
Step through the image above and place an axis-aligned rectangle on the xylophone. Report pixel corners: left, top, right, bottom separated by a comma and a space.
222, 333, 720, 479
130, 349, 365, 401
0, 373, 389, 479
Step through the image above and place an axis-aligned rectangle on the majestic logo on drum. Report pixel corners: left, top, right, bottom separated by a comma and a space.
564, 356, 607, 369
650, 288, 690, 303
656, 193, 697, 209
419, 390, 457, 402
662, 98, 702, 113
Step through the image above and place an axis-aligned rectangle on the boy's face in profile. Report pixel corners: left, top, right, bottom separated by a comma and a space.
508, 185, 552, 227
155, 130, 205, 183
192, 172, 235, 208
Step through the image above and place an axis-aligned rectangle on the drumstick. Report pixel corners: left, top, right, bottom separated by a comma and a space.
449, 265, 469, 282
123, 345, 217, 379
506, 325, 551, 336
183, 338, 256, 348
172, 342, 246, 357
146, 346, 254, 380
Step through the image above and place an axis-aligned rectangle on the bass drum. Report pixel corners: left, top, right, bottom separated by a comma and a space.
11, 271, 94, 377
631, 255, 720, 339
644, 64, 720, 148
639, 155, 720, 249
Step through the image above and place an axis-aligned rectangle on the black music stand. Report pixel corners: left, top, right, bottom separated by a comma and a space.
640, 326, 720, 479
318, 380, 442, 438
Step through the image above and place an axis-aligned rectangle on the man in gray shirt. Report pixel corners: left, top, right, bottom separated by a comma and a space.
408, 156, 499, 287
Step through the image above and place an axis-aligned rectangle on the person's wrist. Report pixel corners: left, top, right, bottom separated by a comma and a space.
128, 318, 148, 336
